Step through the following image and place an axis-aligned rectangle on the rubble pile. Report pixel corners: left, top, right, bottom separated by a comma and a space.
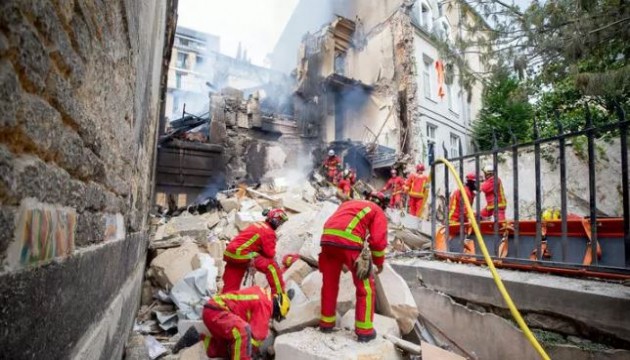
129, 177, 458, 360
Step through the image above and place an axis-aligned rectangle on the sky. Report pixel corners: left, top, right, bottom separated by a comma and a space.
177, 0, 299, 67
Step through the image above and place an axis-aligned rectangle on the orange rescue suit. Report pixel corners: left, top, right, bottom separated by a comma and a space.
480, 175, 507, 221
405, 173, 429, 216
448, 186, 475, 223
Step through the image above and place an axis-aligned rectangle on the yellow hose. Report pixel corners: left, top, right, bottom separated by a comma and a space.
433, 158, 551, 360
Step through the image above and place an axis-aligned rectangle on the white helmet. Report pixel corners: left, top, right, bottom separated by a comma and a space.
328, 149, 335, 156
483, 164, 494, 174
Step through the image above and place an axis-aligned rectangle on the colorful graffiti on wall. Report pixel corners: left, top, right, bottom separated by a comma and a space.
5, 200, 77, 269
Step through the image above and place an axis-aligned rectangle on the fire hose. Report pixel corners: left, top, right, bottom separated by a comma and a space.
432, 158, 550, 360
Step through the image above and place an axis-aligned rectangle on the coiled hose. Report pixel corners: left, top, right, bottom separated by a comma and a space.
433, 158, 550, 360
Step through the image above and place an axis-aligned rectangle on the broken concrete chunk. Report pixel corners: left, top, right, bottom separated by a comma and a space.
219, 197, 240, 212
394, 228, 430, 250
301, 270, 356, 315
178, 342, 206, 360
340, 309, 400, 338
272, 299, 321, 334
375, 263, 419, 335
299, 202, 338, 260
286, 280, 308, 306
235, 211, 265, 231
148, 242, 200, 290
274, 327, 403, 360
282, 259, 314, 284
281, 193, 318, 213
421, 341, 466, 360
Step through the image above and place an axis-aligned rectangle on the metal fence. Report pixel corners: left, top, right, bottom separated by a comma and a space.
428, 104, 629, 277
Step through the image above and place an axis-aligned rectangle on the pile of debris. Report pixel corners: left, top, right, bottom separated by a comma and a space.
127, 176, 458, 360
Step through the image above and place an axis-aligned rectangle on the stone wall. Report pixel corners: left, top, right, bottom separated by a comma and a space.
0, 0, 176, 358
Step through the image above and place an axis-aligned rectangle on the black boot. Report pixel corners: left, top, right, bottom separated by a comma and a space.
357, 331, 377, 343
319, 326, 334, 334
172, 327, 200, 354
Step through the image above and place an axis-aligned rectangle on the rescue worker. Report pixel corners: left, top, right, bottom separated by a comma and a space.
318, 192, 388, 342
322, 149, 342, 183
222, 208, 288, 295
480, 165, 507, 221
448, 172, 477, 223
381, 169, 405, 209
337, 169, 353, 199
173, 286, 292, 359
404, 164, 429, 217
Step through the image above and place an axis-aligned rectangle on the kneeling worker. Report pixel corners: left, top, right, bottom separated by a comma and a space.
174, 286, 292, 359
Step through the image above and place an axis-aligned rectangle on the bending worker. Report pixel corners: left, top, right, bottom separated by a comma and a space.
318, 192, 388, 342
404, 164, 429, 217
337, 169, 353, 199
222, 208, 289, 295
173, 286, 292, 359
480, 165, 507, 221
381, 169, 405, 209
448, 172, 477, 223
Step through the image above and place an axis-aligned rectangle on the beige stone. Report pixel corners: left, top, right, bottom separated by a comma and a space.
274, 327, 403, 360
340, 309, 400, 338
148, 241, 200, 290
272, 299, 321, 334
374, 264, 419, 335
301, 271, 356, 315
421, 341, 465, 360
219, 197, 240, 212
234, 211, 264, 231
179, 342, 206, 360
282, 259, 314, 284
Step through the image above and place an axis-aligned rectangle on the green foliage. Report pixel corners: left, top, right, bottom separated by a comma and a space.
472, 71, 533, 150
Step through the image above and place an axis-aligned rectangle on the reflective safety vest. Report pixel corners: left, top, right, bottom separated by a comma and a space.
406, 173, 429, 198
481, 176, 507, 210
320, 200, 388, 266
224, 222, 277, 263
205, 286, 273, 348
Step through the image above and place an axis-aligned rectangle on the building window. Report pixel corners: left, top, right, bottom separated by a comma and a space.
420, 2, 432, 30
196, 56, 204, 68
423, 57, 432, 100
179, 38, 189, 46
450, 133, 460, 158
175, 72, 182, 89
447, 84, 453, 110
176, 52, 188, 69
173, 95, 180, 113
426, 123, 437, 143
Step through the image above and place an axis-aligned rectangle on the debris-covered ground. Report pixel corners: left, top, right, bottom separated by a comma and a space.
125, 175, 458, 360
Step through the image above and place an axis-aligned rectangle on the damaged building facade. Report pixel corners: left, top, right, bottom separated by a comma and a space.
278, 0, 487, 169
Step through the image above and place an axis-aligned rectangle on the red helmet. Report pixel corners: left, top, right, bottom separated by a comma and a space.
368, 191, 387, 208
465, 172, 476, 182
263, 208, 288, 229
416, 164, 425, 172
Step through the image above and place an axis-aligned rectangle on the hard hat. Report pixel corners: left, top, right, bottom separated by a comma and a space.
263, 208, 289, 230
416, 164, 425, 172
482, 164, 494, 174
328, 149, 335, 156
465, 172, 476, 182
390, 169, 397, 175
343, 169, 350, 178
273, 291, 292, 321
368, 191, 387, 209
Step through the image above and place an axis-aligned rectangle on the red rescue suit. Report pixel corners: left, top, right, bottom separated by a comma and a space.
318, 200, 388, 336
281, 253, 300, 269
448, 187, 475, 223
382, 176, 405, 208
337, 178, 352, 197
323, 155, 341, 182
222, 222, 285, 295
405, 173, 429, 217
201, 286, 272, 360
480, 175, 507, 221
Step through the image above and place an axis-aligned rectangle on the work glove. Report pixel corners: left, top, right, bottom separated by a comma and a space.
354, 245, 373, 280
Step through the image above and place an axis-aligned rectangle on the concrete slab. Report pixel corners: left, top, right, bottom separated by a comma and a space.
301, 271, 356, 315
391, 259, 630, 343
340, 309, 400, 337
148, 241, 200, 290
375, 264, 419, 335
282, 259, 314, 284
421, 341, 465, 360
411, 286, 540, 360
272, 299, 321, 334
274, 327, 403, 360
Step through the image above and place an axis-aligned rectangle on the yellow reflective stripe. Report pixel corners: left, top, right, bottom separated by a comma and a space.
345, 207, 371, 232
268, 265, 283, 294
409, 191, 424, 197
246, 310, 252, 321
371, 249, 385, 257
203, 335, 211, 350
499, 184, 507, 207
320, 315, 336, 323
224, 250, 259, 260
216, 294, 260, 304
231, 328, 241, 360
448, 196, 457, 219
251, 338, 262, 347
236, 234, 260, 256
356, 278, 373, 330
323, 228, 363, 244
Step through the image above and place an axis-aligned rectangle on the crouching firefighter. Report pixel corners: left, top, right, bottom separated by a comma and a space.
318, 192, 388, 342
222, 208, 289, 295
173, 286, 292, 360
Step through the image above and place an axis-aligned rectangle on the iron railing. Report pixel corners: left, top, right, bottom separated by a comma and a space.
429, 104, 630, 276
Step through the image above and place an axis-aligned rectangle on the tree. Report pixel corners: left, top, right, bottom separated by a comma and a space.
472, 70, 533, 150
